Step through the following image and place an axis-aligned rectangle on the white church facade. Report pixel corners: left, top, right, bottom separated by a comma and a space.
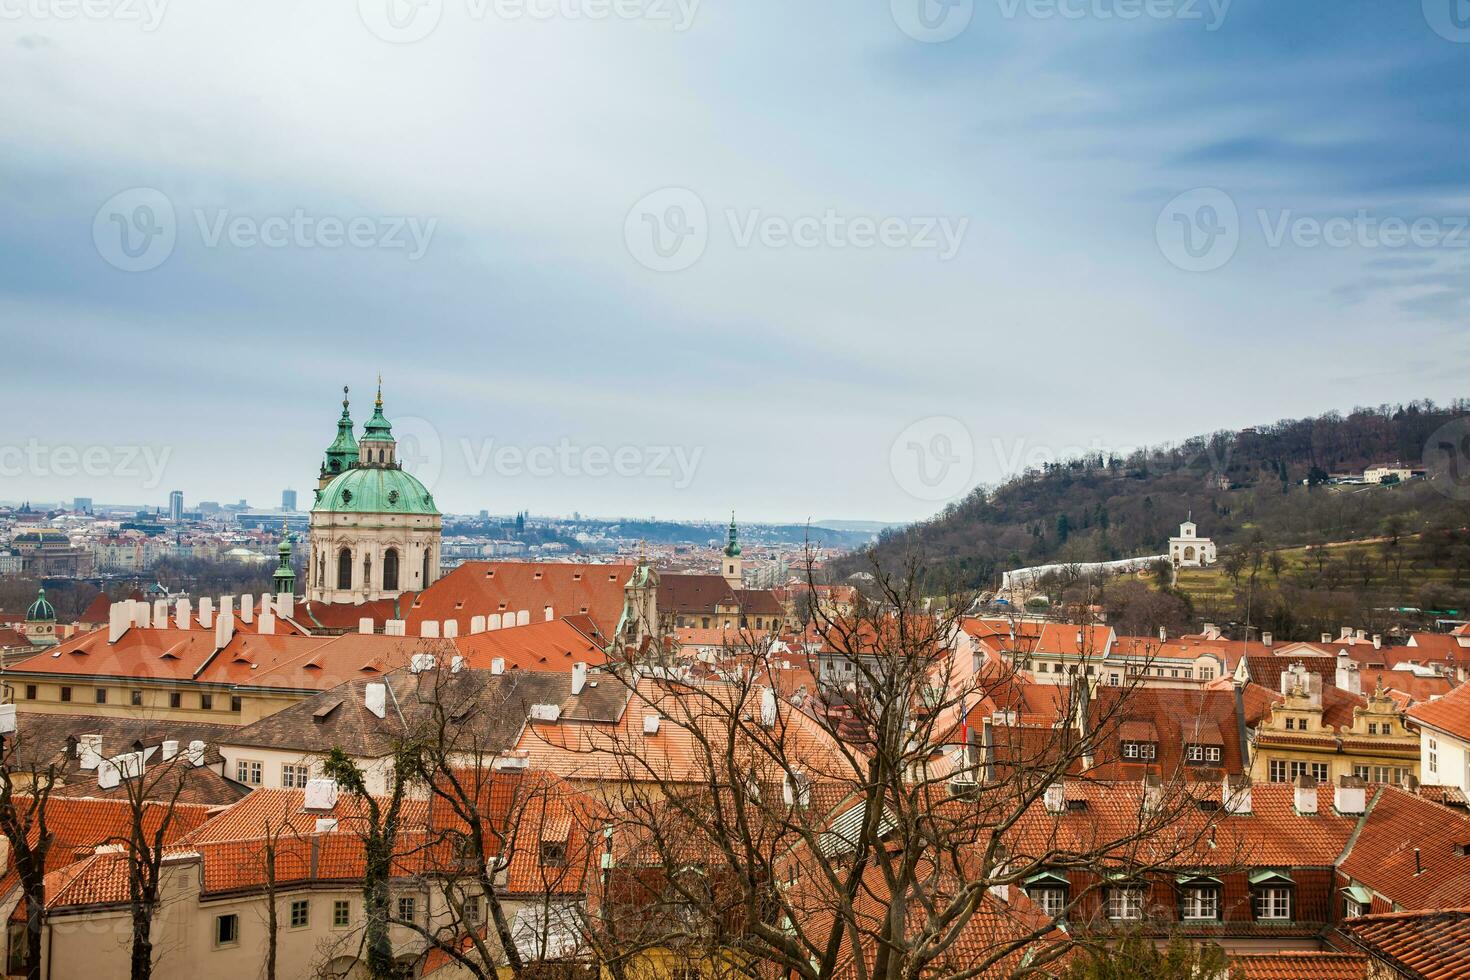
1169, 517, 1217, 568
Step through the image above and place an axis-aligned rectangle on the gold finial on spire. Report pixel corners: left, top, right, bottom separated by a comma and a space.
375, 374, 383, 408
638, 539, 647, 563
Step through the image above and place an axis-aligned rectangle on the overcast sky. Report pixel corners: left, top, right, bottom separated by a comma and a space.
3, 0, 1467, 523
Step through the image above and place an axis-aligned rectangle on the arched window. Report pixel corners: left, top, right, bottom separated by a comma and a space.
337, 548, 352, 590
383, 548, 399, 592
422, 547, 431, 585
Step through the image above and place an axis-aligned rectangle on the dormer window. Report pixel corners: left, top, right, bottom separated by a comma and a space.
1121, 741, 1157, 761
1106, 886, 1145, 921
1185, 744, 1222, 765
1178, 876, 1221, 920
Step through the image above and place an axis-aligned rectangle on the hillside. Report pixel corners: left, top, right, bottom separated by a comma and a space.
845, 401, 1470, 614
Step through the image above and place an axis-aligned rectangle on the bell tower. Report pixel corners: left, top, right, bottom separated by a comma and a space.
722, 512, 743, 589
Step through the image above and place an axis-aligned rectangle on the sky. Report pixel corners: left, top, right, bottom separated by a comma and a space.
2, 0, 1468, 524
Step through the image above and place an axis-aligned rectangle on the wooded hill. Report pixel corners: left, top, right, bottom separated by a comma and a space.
848, 399, 1470, 596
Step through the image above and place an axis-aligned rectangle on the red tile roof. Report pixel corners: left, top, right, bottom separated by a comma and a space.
1340, 787, 1470, 910
1231, 952, 1369, 980
1343, 907, 1470, 980
1407, 681, 1470, 741
452, 619, 607, 672
408, 562, 633, 638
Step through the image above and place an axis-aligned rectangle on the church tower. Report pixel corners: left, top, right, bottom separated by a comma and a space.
722, 512, 743, 588
319, 386, 359, 489
273, 523, 297, 597
308, 380, 442, 604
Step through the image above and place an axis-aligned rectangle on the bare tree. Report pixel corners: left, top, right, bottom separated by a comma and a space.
104, 754, 192, 980
0, 731, 61, 980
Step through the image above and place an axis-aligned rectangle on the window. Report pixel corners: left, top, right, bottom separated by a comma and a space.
1186, 745, 1222, 765
1029, 887, 1066, 918
282, 764, 310, 789
94, 688, 107, 704
1107, 887, 1145, 921
1285, 717, 1296, 731
338, 548, 353, 589
6, 921, 26, 975
1200, 667, 1214, 681
130, 689, 142, 707
1290, 761, 1308, 780
289, 900, 309, 929
215, 913, 239, 946
1311, 763, 1329, 783
383, 548, 399, 592
397, 896, 416, 922
1254, 887, 1292, 920
463, 894, 482, 925
24, 685, 35, 701
236, 760, 262, 785
201, 694, 213, 710
1354, 765, 1370, 780
169, 692, 181, 709
59, 687, 71, 703
231, 696, 242, 712
1368, 723, 1378, 735
1181, 886, 1219, 920
1121, 741, 1157, 761
540, 841, 568, 867
1429, 738, 1439, 775
1345, 897, 1367, 919
1269, 760, 1289, 783
332, 900, 351, 928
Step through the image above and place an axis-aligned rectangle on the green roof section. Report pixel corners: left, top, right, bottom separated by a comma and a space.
360, 377, 394, 443
312, 465, 439, 516
323, 385, 359, 476
25, 587, 55, 622
724, 512, 741, 557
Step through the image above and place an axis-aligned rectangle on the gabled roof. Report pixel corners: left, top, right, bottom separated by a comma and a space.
407, 562, 633, 639
452, 618, 607, 672
1340, 787, 1470, 910
1343, 907, 1470, 980
1407, 681, 1470, 741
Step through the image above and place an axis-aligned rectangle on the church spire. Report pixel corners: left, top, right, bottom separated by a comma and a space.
273, 521, 296, 597
724, 511, 741, 558
320, 385, 359, 487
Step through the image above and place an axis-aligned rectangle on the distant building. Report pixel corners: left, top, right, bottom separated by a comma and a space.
72, 497, 92, 514
1169, 516, 1217, 568
12, 528, 93, 577
281, 489, 298, 511
1364, 464, 1416, 484
168, 490, 184, 522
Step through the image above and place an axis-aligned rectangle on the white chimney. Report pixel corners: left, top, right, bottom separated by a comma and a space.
258, 611, 276, 635
199, 597, 214, 629
443, 620, 459, 639
315, 817, 339, 833
358, 618, 374, 635
175, 598, 191, 630
365, 682, 387, 719
240, 594, 254, 625
529, 704, 562, 722
220, 595, 234, 621
410, 653, 436, 673
303, 778, 338, 811
161, 740, 179, 761
186, 740, 206, 767
516, 609, 530, 627
215, 609, 235, 650
131, 600, 149, 629
107, 603, 129, 644
1142, 775, 1164, 815
1295, 776, 1319, 815
759, 687, 778, 728
1336, 662, 1362, 695
116, 750, 144, 780
470, 615, 486, 635
1262, 631, 1273, 647
493, 750, 530, 771
1043, 781, 1066, 814
276, 592, 295, 619
1372, 634, 1382, 650
0, 704, 14, 736
385, 618, 405, 636
152, 599, 168, 627
1158, 626, 1167, 642
571, 662, 587, 696
450, 655, 464, 673
1321, 633, 1332, 644
1224, 775, 1252, 815
1336, 776, 1367, 816
259, 593, 271, 618
77, 734, 103, 771
643, 714, 661, 734
544, 605, 554, 622
1356, 629, 1367, 641
97, 760, 120, 790
491, 657, 505, 676
420, 620, 440, 639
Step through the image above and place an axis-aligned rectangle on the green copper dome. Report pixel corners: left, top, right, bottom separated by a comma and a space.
312, 466, 439, 516
26, 588, 55, 623
360, 378, 394, 444
323, 386, 359, 477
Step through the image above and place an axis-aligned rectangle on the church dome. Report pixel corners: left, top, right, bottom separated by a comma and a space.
26, 588, 55, 623
312, 466, 439, 516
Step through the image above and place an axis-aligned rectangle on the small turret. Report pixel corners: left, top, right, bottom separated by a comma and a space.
320, 386, 359, 488
273, 523, 296, 597
358, 375, 397, 467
